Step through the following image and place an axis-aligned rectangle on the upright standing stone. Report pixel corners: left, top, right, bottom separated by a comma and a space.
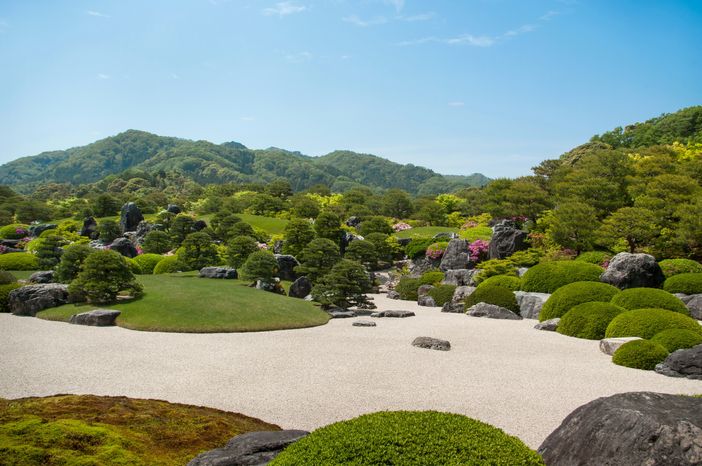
119, 202, 144, 233
488, 220, 528, 260
439, 239, 471, 271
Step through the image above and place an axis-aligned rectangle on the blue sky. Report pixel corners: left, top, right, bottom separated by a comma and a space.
0, 0, 700, 178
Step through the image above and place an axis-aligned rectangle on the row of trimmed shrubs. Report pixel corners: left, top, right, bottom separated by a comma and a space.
0, 250, 179, 275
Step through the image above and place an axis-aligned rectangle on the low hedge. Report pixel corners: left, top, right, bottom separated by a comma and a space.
477, 274, 521, 291
396, 271, 445, 301
663, 273, 702, 295
612, 340, 669, 370
658, 258, 702, 278
427, 284, 456, 306
557, 302, 626, 340
610, 288, 689, 315
269, 411, 544, 466
132, 254, 165, 275
539, 281, 620, 322
0, 282, 22, 312
574, 251, 611, 265
464, 285, 519, 313
605, 308, 702, 339
152, 256, 182, 275
0, 224, 29, 240
0, 252, 39, 271
650, 329, 702, 353
405, 238, 435, 259
521, 261, 603, 293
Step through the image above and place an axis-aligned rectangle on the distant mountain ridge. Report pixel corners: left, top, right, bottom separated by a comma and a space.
0, 130, 489, 194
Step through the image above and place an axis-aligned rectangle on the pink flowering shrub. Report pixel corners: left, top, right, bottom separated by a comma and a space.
468, 240, 490, 263
393, 222, 412, 232
136, 245, 144, 255
257, 242, 269, 250
0, 245, 6, 254
15, 228, 28, 236
425, 242, 447, 260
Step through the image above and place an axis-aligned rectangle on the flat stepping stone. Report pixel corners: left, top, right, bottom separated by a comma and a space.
69, 309, 121, 327
466, 303, 522, 320
412, 337, 451, 351
370, 310, 415, 318
328, 310, 356, 318
534, 318, 560, 332
599, 337, 642, 356
352, 320, 377, 327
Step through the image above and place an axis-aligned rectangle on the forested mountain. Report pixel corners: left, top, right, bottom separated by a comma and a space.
0, 130, 488, 194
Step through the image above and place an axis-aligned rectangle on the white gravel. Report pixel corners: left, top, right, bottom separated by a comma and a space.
1, 294, 701, 448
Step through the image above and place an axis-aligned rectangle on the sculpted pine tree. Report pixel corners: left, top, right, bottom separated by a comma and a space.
68, 250, 143, 304
312, 259, 372, 308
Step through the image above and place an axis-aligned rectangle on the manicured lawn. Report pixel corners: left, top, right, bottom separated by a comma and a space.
459, 226, 493, 242
5, 270, 35, 280
38, 273, 329, 333
0, 395, 279, 466
394, 226, 459, 239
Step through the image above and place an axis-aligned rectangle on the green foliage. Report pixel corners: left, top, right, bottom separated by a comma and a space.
364, 232, 397, 262
539, 281, 620, 321
141, 230, 172, 254
597, 206, 659, 253
605, 308, 702, 339
226, 236, 258, 268
357, 216, 393, 236
507, 249, 542, 267
465, 285, 519, 313
312, 259, 372, 308
210, 212, 242, 241
131, 254, 165, 275
68, 250, 143, 304
269, 411, 544, 466
557, 302, 626, 339
663, 273, 702, 294
344, 240, 379, 270
0, 271, 17, 285
176, 232, 220, 271
0, 252, 39, 271
55, 243, 92, 283
420, 270, 445, 285
35, 234, 65, 269
230, 221, 256, 238
97, 219, 121, 243
169, 214, 196, 247
0, 282, 22, 312
651, 329, 702, 352
405, 237, 435, 259
477, 274, 521, 291
241, 251, 278, 282
610, 288, 689, 314
542, 201, 600, 253
152, 256, 181, 274
0, 224, 29, 239
313, 211, 342, 242
521, 261, 604, 293
473, 259, 518, 284
395, 272, 444, 301
295, 238, 341, 282
658, 258, 702, 278
428, 284, 456, 306
127, 258, 143, 275
612, 340, 669, 370
575, 251, 611, 265
282, 218, 315, 258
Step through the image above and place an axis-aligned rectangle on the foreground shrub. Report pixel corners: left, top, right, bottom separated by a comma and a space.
55, 243, 92, 283
539, 281, 620, 321
464, 285, 519, 313
473, 259, 518, 284
612, 340, 669, 370
0, 252, 39, 271
0, 223, 29, 239
575, 251, 611, 265
0, 282, 22, 312
69, 250, 143, 304
507, 249, 542, 267
141, 230, 172, 254
658, 258, 702, 278
126, 258, 143, 275
270, 411, 544, 466
404, 238, 435, 259
420, 270, 444, 285
650, 329, 702, 352
226, 235, 258, 268
396, 277, 423, 301
312, 259, 372, 308
428, 284, 456, 306
131, 254, 165, 275
152, 256, 182, 274
663, 273, 702, 295
558, 302, 626, 340
610, 288, 689, 315
241, 250, 279, 283
477, 274, 521, 291
0, 270, 16, 285
177, 232, 220, 271
605, 308, 702, 339
521, 261, 603, 293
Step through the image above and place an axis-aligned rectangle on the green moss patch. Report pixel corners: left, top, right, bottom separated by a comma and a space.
464, 285, 519, 313
521, 261, 603, 294
558, 302, 626, 340
650, 329, 702, 352
539, 281, 620, 322
663, 273, 702, 295
0, 253, 39, 271
658, 258, 702, 278
605, 308, 702, 339
610, 288, 689, 315
612, 340, 669, 370
477, 274, 522, 291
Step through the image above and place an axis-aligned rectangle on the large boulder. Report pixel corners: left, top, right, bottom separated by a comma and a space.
599, 252, 665, 289
409, 257, 442, 277
488, 220, 529, 260
80, 217, 98, 239
683, 294, 702, 320
274, 254, 299, 282
466, 303, 522, 320
289, 276, 312, 299
538, 392, 702, 466
9, 284, 69, 316
134, 221, 153, 245
69, 309, 121, 326
655, 344, 702, 380
417, 295, 437, 307
441, 269, 476, 286
109, 237, 138, 258
28, 270, 55, 284
439, 238, 471, 271
514, 291, 550, 320
412, 336, 451, 351
119, 202, 144, 233
199, 267, 238, 279
166, 204, 182, 215
28, 223, 57, 237
187, 430, 309, 466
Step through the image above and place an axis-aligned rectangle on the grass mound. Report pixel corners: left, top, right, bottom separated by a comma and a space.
0, 394, 278, 466
612, 340, 669, 370
132, 254, 166, 274
477, 274, 522, 291
0, 253, 39, 271
658, 258, 702, 278
557, 302, 626, 340
663, 273, 702, 295
153, 256, 183, 274
539, 281, 620, 321
38, 273, 329, 333
395, 271, 444, 301
521, 261, 603, 293
650, 329, 702, 352
610, 288, 689, 315
605, 308, 702, 339
270, 411, 544, 466
464, 285, 519, 313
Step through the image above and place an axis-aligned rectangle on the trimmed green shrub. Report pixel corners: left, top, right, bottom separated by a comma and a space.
477, 274, 521, 291
0, 270, 16, 285
612, 340, 669, 370
521, 261, 604, 293
650, 329, 702, 352
126, 258, 143, 275
345, 240, 379, 270
610, 288, 689, 315
659, 258, 702, 278
663, 273, 702, 295
0, 252, 39, 271
0, 224, 29, 239
464, 285, 519, 313
0, 282, 22, 312
405, 238, 435, 259
312, 259, 372, 308
539, 281, 620, 321
131, 254, 165, 275
241, 250, 279, 282
575, 251, 611, 265
396, 277, 422, 301
226, 235, 258, 268
473, 259, 518, 284
153, 256, 182, 274
141, 230, 172, 254
558, 302, 626, 340
69, 250, 143, 304
428, 284, 457, 306
55, 243, 92, 283
296, 238, 341, 282
269, 411, 544, 466
605, 308, 702, 339
507, 249, 542, 267
419, 270, 444, 285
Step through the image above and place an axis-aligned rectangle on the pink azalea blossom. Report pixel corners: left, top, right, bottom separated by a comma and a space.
468, 240, 490, 263
392, 222, 412, 232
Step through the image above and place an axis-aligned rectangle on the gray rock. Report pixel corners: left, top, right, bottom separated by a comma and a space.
28, 223, 57, 237
534, 318, 560, 331
600, 252, 665, 289
514, 291, 550, 320
328, 309, 356, 318
538, 392, 702, 466
166, 204, 182, 215
187, 430, 309, 466
442, 286, 476, 313
409, 257, 441, 277
274, 254, 299, 282
488, 220, 529, 260
417, 284, 434, 296
439, 238, 471, 271
655, 344, 702, 379
417, 295, 437, 307
9, 284, 69, 316
69, 309, 121, 326
684, 294, 702, 320
119, 202, 144, 233
134, 221, 153, 245
441, 269, 477, 286
433, 232, 459, 240
255, 279, 285, 295
466, 303, 522, 320
353, 320, 377, 327
80, 217, 99, 239
109, 237, 138, 258
340, 231, 363, 255
386, 290, 400, 299
28, 270, 55, 284
289, 277, 312, 299
412, 336, 451, 351
273, 240, 284, 255
345, 216, 361, 228
441, 301, 464, 313
371, 310, 415, 318
199, 267, 238, 279
599, 336, 643, 356
517, 267, 529, 277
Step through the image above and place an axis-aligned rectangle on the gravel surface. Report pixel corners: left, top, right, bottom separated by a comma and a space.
1, 294, 701, 448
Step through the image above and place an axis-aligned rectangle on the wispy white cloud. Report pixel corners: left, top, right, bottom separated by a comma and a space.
97, 73, 110, 80
384, 0, 405, 13
540, 10, 560, 21
504, 24, 537, 37
86, 10, 110, 18
343, 15, 388, 27
399, 12, 435, 22
447, 34, 496, 47
285, 51, 312, 63
263, 2, 306, 17
448, 101, 465, 107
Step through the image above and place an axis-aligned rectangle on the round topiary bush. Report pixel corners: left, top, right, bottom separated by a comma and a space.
521, 261, 604, 294
126, 258, 143, 275
0, 224, 29, 240
612, 340, 669, 370
477, 274, 521, 291
132, 254, 165, 275
663, 273, 702, 295
55, 243, 92, 283
269, 411, 544, 466
650, 329, 702, 352
395, 276, 422, 301
0, 252, 40, 271
68, 250, 143, 304
575, 251, 611, 265
610, 288, 689, 315
428, 284, 456, 306
419, 270, 444, 285
464, 285, 519, 313
0, 282, 22, 312
152, 255, 182, 274
557, 302, 626, 340
658, 258, 702, 278
539, 281, 620, 321
605, 308, 702, 339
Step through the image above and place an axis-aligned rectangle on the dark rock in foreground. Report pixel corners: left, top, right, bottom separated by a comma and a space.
600, 252, 665, 289
199, 267, 238, 279
538, 392, 702, 466
28, 270, 55, 284
288, 276, 312, 299
466, 303, 522, 320
9, 284, 69, 316
187, 430, 309, 466
655, 344, 702, 380
119, 202, 144, 233
109, 237, 138, 258
417, 295, 437, 307
371, 310, 415, 318
69, 309, 121, 326
412, 337, 451, 351
386, 290, 400, 300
